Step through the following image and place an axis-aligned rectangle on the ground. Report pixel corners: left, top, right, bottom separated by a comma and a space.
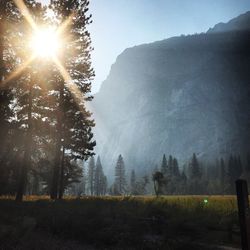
0, 196, 243, 249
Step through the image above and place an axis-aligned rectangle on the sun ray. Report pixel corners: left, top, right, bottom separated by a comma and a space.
11, 0, 88, 116
2, 55, 36, 86
13, 0, 38, 31
52, 56, 86, 109
56, 13, 75, 36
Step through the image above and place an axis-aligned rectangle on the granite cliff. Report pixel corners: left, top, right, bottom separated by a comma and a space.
91, 12, 250, 174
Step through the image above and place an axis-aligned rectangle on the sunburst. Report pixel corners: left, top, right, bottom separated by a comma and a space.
5, 0, 84, 105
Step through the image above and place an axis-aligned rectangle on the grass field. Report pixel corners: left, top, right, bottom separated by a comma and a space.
0, 196, 243, 249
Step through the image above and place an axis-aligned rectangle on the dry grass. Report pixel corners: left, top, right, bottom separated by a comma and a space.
0, 195, 242, 249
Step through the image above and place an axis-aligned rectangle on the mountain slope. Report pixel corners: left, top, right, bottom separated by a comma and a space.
91, 12, 250, 174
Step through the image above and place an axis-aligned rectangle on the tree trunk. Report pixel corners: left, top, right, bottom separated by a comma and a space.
58, 145, 65, 199
15, 78, 33, 202
50, 82, 63, 199
0, 2, 6, 85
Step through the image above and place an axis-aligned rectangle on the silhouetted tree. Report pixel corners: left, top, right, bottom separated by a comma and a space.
219, 158, 226, 194
152, 171, 164, 197
188, 153, 202, 194
189, 153, 201, 179
172, 158, 180, 177
133, 175, 149, 195
94, 156, 104, 196
161, 154, 168, 176
87, 156, 95, 195
114, 154, 126, 195
49, 0, 95, 199
168, 155, 173, 175
130, 169, 136, 195
180, 170, 187, 194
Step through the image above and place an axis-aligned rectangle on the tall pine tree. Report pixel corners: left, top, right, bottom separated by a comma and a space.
49, 0, 95, 199
114, 154, 126, 195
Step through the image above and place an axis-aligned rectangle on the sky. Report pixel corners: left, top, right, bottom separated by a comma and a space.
40, 0, 250, 93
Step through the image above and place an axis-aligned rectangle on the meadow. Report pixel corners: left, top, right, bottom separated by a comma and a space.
0, 196, 242, 249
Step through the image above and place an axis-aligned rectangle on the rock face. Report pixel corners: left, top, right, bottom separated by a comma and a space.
91, 12, 250, 174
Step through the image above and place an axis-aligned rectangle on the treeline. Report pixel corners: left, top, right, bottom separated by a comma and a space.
70, 154, 150, 196
74, 153, 250, 196
0, 1, 95, 201
153, 153, 250, 196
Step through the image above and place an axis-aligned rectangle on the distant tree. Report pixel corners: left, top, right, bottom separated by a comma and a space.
168, 155, 173, 176
167, 157, 181, 194
100, 174, 108, 195
114, 154, 126, 195
87, 156, 95, 195
172, 158, 180, 177
161, 154, 168, 176
152, 171, 164, 197
219, 158, 226, 194
130, 169, 136, 195
189, 153, 201, 179
133, 175, 149, 195
94, 156, 106, 196
187, 153, 202, 194
179, 170, 187, 194
81, 161, 87, 195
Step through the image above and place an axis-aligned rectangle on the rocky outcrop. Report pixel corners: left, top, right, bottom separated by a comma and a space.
91, 12, 250, 174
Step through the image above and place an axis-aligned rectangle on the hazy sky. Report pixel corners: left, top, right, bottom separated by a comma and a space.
40, 0, 250, 93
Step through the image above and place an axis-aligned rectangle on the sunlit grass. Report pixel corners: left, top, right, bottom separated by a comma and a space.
0, 194, 239, 212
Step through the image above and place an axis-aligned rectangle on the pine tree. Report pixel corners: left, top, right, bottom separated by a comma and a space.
168, 155, 173, 176
189, 153, 201, 179
188, 153, 202, 194
114, 154, 126, 195
152, 171, 164, 197
100, 173, 108, 195
180, 170, 187, 194
82, 161, 87, 195
94, 156, 104, 196
130, 169, 136, 195
161, 154, 168, 176
0, 0, 17, 195
62, 158, 83, 192
172, 158, 180, 177
219, 158, 225, 194
87, 156, 95, 195
11, 1, 46, 201
49, 0, 95, 199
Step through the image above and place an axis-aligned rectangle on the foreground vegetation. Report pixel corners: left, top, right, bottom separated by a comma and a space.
0, 195, 242, 249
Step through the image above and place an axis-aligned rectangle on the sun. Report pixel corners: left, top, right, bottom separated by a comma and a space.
30, 27, 60, 58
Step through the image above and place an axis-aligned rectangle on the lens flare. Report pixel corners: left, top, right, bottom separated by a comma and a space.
30, 28, 61, 58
